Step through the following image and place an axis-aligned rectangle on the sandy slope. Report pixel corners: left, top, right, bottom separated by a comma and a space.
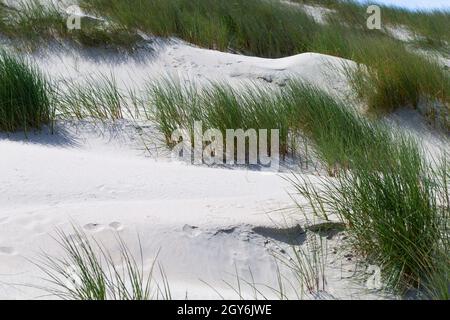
0, 122, 290, 299
0, 121, 387, 300
28, 40, 357, 103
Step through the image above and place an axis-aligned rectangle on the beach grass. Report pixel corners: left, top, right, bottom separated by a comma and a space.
308, 22, 450, 118
1, 0, 447, 301
79, 0, 449, 118
289, 130, 449, 299
1, 0, 448, 117
0, 50, 52, 132
296, 0, 450, 48
283, 81, 393, 170
34, 226, 171, 300
55, 74, 128, 121
0, 0, 140, 50
272, 232, 328, 298
180, 75, 450, 298
80, 0, 318, 58
146, 78, 398, 170
344, 34, 449, 116
146, 78, 290, 158
0, 0, 66, 46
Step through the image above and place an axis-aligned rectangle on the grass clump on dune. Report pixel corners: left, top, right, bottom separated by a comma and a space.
81, 0, 449, 119
284, 73, 449, 297
55, 74, 128, 121
296, 0, 450, 49
147, 78, 291, 157
285, 72, 449, 298
293, 1, 449, 119
382, 9, 450, 50
35, 227, 171, 300
344, 35, 449, 116
1, 0, 66, 46
290, 128, 450, 298
147, 78, 450, 298
309, 24, 449, 123
81, 0, 318, 58
147, 78, 394, 169
0, 50, 52, 132
0, 0, 140, 51
283, 81, 392, 170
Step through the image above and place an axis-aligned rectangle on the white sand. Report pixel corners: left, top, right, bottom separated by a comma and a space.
385, 25, 417, 42
0, 120, 387, 300
29, 40, 356, 102
280, 1, 335, 24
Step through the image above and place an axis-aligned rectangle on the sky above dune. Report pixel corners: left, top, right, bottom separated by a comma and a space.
356, 0, 450, 10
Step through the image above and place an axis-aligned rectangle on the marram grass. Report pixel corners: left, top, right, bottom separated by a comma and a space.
34, 226, 171, 300
0, 0, 140, 51
289, 135, 450, 299
55, 74, 127, 121
146, 77, 397, 169
1, 0, 448, 117
80, 0, 317, 58
0, 50, 52, 132
81, 0, 449, 119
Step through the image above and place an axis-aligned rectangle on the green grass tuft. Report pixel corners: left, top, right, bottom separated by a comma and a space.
34, 226, 171, 300
296, 0, 450, 49
55, 74, 127, 121
290, 129, 449, 298
1, 0, 448, 118
146, 78, 290, 158
0, 50, 52, 132
147, 78, 406, 169
81, 0, 318, 58
81, 0, 449, 119
0, 0, 140, 51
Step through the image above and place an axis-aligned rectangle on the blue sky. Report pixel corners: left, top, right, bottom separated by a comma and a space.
356, 0, 450, 11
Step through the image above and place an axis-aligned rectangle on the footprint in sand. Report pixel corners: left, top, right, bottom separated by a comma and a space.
0, 246, 16, 255
83, 223, 105, 232
83, 222, 124, 232
182, 224, 202, 237
109, 222, 124, 231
